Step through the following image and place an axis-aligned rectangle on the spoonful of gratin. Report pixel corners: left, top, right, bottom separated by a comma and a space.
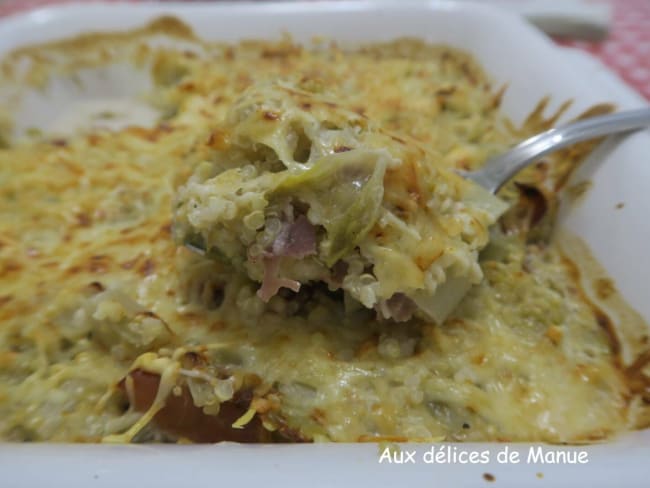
173, 80, 650, 323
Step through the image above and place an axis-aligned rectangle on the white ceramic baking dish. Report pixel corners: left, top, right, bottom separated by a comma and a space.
0, 2, 649, 487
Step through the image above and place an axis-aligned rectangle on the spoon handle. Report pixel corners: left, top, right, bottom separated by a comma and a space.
464, 107, 650, 194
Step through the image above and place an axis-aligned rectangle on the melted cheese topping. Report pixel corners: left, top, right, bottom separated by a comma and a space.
0, 17, 648, 443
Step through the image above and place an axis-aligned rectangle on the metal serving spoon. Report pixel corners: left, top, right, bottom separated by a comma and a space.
461, 107, 650, 194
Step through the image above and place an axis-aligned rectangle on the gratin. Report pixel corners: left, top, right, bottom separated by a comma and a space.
0, 17, 648, 444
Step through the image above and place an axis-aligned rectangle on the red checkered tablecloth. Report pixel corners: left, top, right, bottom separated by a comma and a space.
1, 0, 649, 101
558, 0, 650, 101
